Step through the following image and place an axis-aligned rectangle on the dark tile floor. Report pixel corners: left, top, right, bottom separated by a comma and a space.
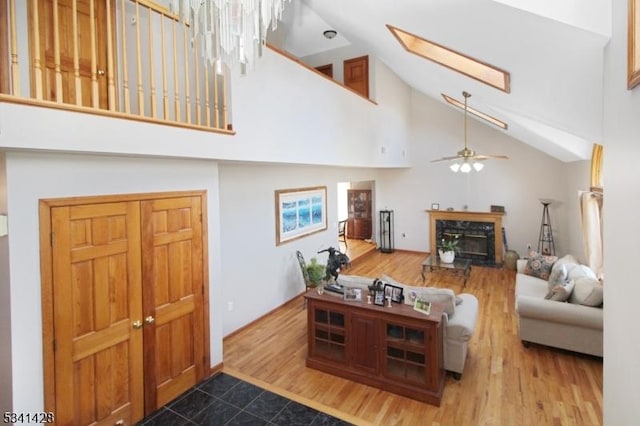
137, 373, 353, 426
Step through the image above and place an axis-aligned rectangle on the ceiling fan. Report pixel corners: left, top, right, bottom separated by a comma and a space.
432, 91, 508, 172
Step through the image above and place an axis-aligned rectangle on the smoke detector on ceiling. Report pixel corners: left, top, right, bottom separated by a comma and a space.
323, 30, 337, 39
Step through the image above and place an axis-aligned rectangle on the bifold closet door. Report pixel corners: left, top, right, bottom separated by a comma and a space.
51, 201, 144, 425
141, 196, 206, 411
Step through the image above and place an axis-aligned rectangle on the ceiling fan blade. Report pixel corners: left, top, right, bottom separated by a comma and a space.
471, 154, 509, 161
431, 155, 462, 162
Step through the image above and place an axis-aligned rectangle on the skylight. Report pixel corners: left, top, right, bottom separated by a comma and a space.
387, 25, 511, 93
442, 94, 509, 129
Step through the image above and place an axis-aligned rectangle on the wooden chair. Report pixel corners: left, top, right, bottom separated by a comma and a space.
338, 219, 348, 249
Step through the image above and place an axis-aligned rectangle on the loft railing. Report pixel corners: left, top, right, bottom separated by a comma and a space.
0, 0, 232, 133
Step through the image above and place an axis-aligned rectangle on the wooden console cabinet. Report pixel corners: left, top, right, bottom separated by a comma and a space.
305, 291, 445, 405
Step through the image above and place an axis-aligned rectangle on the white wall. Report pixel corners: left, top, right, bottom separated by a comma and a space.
375, 92, 587, 257
603, 0, 640, 423
3, 152, 224, 415
0, 153, 11, 414
217, 163, 377, 334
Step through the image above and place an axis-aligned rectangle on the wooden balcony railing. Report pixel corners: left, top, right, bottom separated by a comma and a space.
0, 0, 232, 133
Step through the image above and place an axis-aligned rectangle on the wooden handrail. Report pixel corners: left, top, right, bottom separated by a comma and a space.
1, 0, 232, 133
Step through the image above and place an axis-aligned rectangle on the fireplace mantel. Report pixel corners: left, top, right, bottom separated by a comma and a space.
427, 210, 505, 264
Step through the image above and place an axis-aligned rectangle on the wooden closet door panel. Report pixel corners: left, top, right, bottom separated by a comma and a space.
51, 201, 144, 425
141, 196, 205, 411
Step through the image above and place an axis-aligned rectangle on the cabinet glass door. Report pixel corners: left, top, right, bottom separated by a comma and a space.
384, 323, 426, 384
313, 308, 346, 362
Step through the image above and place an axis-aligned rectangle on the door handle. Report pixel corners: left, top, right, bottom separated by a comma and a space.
97, 69, 105, 76
132, 320, 143, 329
145, 315, 155, 325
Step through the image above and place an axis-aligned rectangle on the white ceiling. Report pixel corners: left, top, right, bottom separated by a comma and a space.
278, 0, 611, 162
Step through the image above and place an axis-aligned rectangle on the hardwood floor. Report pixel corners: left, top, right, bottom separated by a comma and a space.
223, 250, 603, 426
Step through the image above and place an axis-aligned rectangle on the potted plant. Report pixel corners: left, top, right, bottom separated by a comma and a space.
439, 234, 460, 263
306, 257, 326, 287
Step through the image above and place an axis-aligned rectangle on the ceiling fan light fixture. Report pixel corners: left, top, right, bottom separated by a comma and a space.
473, 161, 484, 171
450, 163, 461, 172
460, 162, 472, 173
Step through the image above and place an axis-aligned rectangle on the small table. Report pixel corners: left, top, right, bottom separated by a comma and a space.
421, 256, 472, 287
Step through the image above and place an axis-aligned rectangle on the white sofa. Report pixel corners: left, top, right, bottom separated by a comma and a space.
337, 274, 479, 379
515, 256, 603, 357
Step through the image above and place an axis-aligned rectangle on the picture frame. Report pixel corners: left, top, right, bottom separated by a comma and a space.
413, 298, 432, 315
373, 289, 386, 306
343, 287, 363, 302
629, 0, 640, 89
431, 203, 440, 210
384, 283, 404, 304
275, 186, 327, 246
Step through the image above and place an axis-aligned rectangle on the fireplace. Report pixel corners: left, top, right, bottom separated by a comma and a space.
428, 210, 505, 266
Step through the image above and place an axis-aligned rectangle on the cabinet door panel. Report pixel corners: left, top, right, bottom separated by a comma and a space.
142, 196, 205, 411
351, 313, 378, 374
52, 202, 144, 425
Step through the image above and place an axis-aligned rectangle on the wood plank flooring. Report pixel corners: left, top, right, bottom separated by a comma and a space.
223, 249, 603, 426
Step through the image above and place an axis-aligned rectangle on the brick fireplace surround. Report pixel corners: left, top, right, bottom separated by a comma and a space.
427, 210, 505, 265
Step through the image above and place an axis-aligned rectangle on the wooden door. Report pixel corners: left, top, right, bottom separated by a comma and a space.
34, 0, 110, 108
344, 55, 369, 98
51, 201, 144, 425
315, 63, 333, 78
141, 196, 206, 412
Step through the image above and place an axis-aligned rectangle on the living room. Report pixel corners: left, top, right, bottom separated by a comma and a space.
0, 1, 637, 424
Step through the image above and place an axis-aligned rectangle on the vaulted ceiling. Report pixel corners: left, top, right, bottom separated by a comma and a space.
278, 0, 611, 162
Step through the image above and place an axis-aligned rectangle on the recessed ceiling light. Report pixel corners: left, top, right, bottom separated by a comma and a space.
323, 30, 338, 39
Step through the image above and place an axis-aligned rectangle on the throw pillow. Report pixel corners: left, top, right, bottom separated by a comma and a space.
570, 276, 603, 306
551, 254, 579, 276
544, 280, 575, 302
547, 263, 568, 291
524, 252, 558, 280
568, 264, 598, 282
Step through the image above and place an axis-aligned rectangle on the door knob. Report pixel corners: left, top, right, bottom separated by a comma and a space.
132, 320, 142, 329
98, 69, 105, 76
145, 315, 155, 325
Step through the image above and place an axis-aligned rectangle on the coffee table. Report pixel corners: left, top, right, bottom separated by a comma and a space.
421, 256, 472, 287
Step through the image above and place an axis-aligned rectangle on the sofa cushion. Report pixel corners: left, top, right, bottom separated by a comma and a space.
570, 277, 603, 306
523, 252, 558, 280
382, 274, 456, 316
545, 280, 575, 302
547, 263, 568, 290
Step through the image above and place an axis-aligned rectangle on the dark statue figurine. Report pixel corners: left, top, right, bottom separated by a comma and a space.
318, 246, 350, 282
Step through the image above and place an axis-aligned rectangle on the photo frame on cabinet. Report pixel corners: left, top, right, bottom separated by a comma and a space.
343, 287, 363, 302
275, 186, 327, 245
384, 283, 404, 304
629, 0, 640, 89
431, 203, 440, 210
373, 289, 386, 306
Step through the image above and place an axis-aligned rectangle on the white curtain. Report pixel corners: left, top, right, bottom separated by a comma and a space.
580, 191, 603, 278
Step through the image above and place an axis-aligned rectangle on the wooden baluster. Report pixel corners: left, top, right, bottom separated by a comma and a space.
147, 7, 156, 118
172, 18, 179, 122
193, 33, 201, 125
203, 62, 210, 128
52, 0, 63, 102
31, 0, 43, 99
135, 0, 144, 114
221, 73, 228, 129
213, 66, 219, 129
160, 12, 169, 120
71, 0, 82, 105
105, 0, 115, 110
183, 20, 190, 123
89, 0, 99, 108
120, 0, 130, 113
8, 0, 20, 95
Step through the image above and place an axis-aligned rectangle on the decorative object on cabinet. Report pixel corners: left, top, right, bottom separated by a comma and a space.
347, 189, 372, 239
373, 289, 386, 306
305, 291, 445, 405
379, 210, 394, 253
414, 299, 432, 315
275, 186, 327, 246
318, 246, 350, 282
343, 287, 363, 302
431, 203, 440, 210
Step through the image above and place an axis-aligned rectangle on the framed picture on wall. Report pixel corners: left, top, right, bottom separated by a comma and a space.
275, 186, 328, 246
